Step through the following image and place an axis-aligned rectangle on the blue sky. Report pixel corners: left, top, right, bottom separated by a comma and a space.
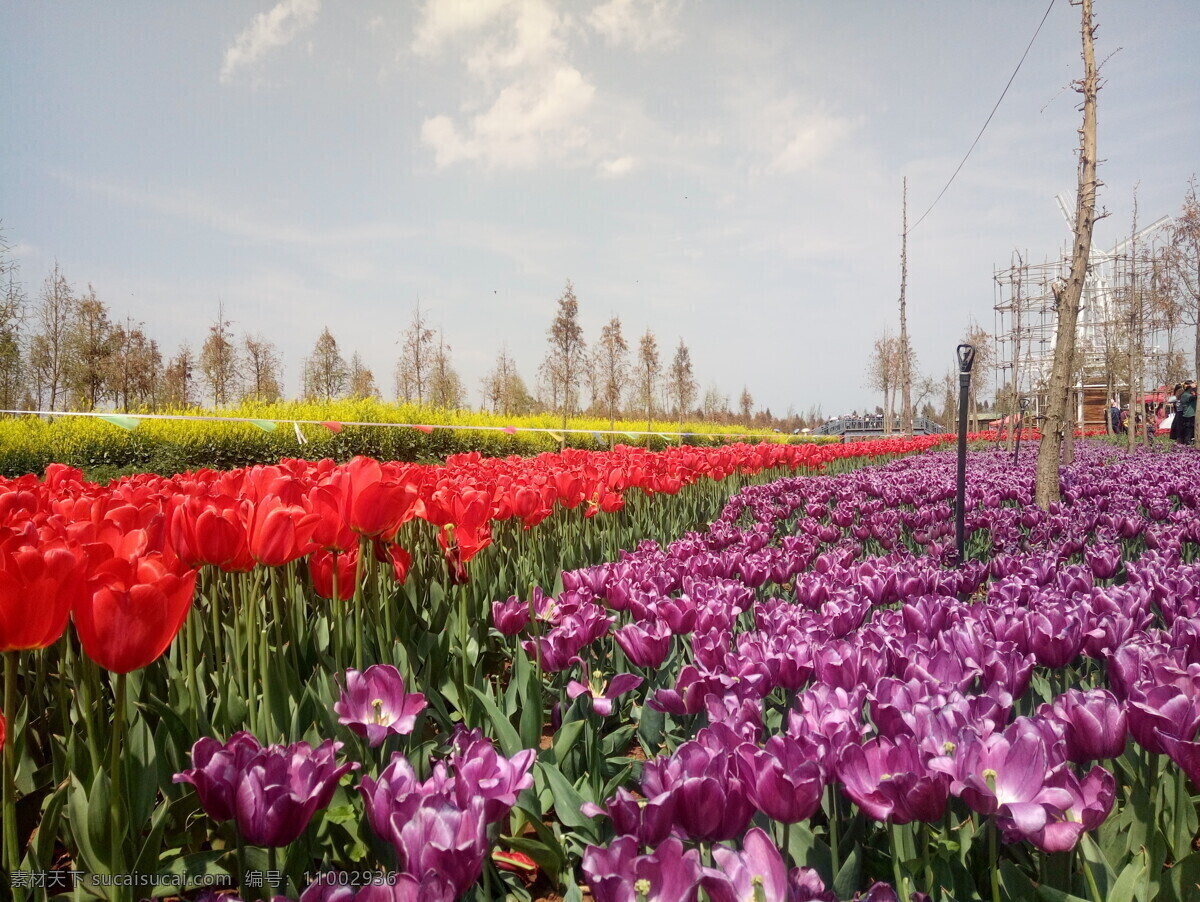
3, 0, 1198, 416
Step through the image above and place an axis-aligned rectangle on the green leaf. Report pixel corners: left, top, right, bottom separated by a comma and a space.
67, 775, 103, 875
832, 842, 862, 900
536, 761, 599, 842
469, 686, 524, 758
87, 769, 115, 874
549, 718, 586, 765
1106, 855, 1147, 902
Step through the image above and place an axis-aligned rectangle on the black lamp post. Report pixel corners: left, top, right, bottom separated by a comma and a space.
1013, 396, 1030, 465
955, 344, 976, 564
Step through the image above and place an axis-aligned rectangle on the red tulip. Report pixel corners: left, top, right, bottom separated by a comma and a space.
75, 553, 198, 673
245, 496, 319, 568
169, 497, 255, 571
0, 536, 84, 652
308, 547, 360, 601
343, 457, 423, 539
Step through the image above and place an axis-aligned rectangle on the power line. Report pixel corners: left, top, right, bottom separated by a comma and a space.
908, 0, 1057, 235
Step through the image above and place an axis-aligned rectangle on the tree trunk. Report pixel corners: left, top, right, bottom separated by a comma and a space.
1036, 0, 1099, 509
899, 178, 913, 436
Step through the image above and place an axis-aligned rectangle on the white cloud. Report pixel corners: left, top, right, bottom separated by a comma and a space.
411, 0, 514, 57
422, 66, 596, 169
220, 0, 321, 84
769, 108, 854, 174
588, 0, 681, 51
598, 155, 635, 177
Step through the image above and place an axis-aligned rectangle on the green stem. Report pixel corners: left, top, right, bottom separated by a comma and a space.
989, 815, 1001, 902
267, 845, 279, 899
3, 652, 21, 889
1082, 838, 1103, 902
891, 821, 906, 900
827, 784, 840, 880
110, 671, 128, 902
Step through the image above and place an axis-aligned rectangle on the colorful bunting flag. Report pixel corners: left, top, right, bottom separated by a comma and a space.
321, 421, 343, 433
502, 426, 517, 435
98, 415, 139, 430
413, 424, 434, 434
250, 420, 277, 433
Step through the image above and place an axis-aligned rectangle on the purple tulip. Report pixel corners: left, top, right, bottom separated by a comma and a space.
1126, 684, 1200, 755
837, 737, 951, 824
935, 724, 1071, 840
175, 734, 358, 848
173, 732, 264, 822
233, 740, 359, 847
1039, 689, 1128, 762
702, 827, 794, 902
582, 836, 703, 902
615, 621, 674, 669
568, 671, 644, 717
358, 754, 425, 842
582, 786, 678, 847
1019, 765, 1115, 853
443, 728, 535, 824
491, 595, 532, 635
334, 665, 427, 747
737, 735, 824, 823
640, 726, 755, 842
388, 797, 488, 898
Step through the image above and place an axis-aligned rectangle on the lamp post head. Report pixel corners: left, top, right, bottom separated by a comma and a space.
956, 344, 976, 375
1018, 396, 1030, 412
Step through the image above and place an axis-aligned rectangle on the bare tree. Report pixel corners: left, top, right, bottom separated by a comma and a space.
739, 386, 754, 425
541, 280, 587, 432
961, 320, 993, 433
594, 316, 629, 433
667, 339, 697, 426
635, 329, 661, 433
702, 384, 728, 422
428, 336, 464, 409
64, 285, 115, 411
348, 352, 380, 399
898, 178, 914, 435
29, 263, 76, 410
303, 327, 348, 401
1035, 0, 1101, 509
106, 320, 161, 411
199, 305, 240, 407
161, 345, 196, 409
1167, 179, 1200, 378
867, 332, 901, 434
395, 301, 435, 403
483, 346, 534, 416
0, 227, 25, 411
242, 335, 284, 403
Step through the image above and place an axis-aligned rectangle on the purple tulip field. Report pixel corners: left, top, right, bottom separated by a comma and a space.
165, 439, 1200, 902
474, 440, 1200, 902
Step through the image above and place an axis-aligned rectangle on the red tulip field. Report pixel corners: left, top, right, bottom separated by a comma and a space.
4, 436, 1200, 902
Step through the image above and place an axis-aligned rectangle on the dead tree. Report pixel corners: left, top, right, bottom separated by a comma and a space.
1035, 0, 1101, 509
899, 178, 914, 436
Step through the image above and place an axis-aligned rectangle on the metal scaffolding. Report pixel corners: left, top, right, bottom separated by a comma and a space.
993, 198, 1172, 427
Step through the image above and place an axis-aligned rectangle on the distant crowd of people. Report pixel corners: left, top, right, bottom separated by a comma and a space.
1110, 379, 1196, 445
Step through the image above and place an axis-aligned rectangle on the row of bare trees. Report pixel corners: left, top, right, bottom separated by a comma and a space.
536, 280, 708, 431
0, 249, 385, 411
0, 249, 769, 426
